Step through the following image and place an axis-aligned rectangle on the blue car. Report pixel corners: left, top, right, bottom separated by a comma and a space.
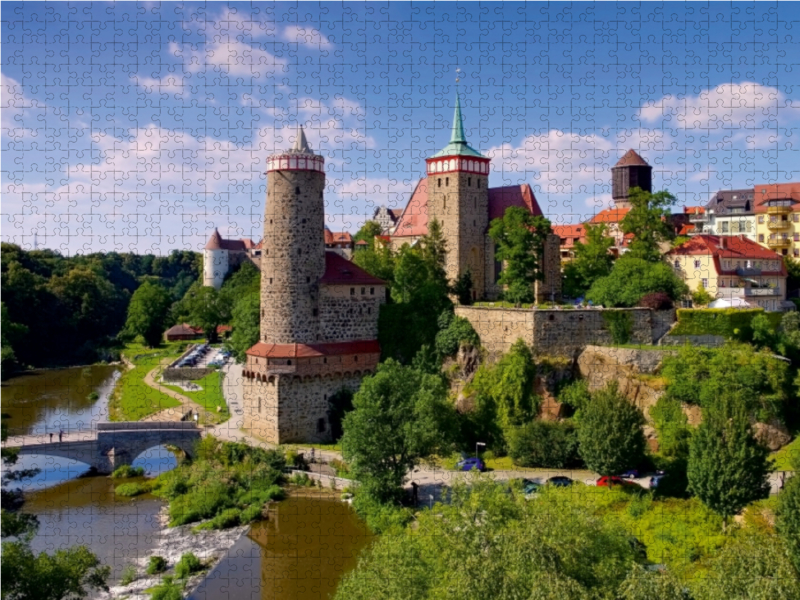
456, 457, 485, 472
620, 469, 641, 479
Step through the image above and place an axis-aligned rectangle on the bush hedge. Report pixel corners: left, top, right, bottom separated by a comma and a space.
670, 308, 782, 340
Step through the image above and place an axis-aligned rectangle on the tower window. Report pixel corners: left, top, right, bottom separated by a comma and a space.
350, 288, 355, 295
269, 278, 273, 284
354, 355, 358, 362
468, 177, 472, 187
313, 308, 318, 316
298, 248, 302, 255
446, 177, 449, 187
317, 418, 326, 433
302, 218, 306, 224
295, 186, 300, 194
361, 287, 365, 294
287, 359, 292, 366
438, 178, 441, 188
306, 276, 311, 283
478, 179, 481, 188
265, 249, 269, 255
370, 287, 374, 295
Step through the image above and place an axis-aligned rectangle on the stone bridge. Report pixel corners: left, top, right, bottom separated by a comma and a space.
3, 422, 201, 474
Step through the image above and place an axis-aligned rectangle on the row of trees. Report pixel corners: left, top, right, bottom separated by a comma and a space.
1, 244, 200, 372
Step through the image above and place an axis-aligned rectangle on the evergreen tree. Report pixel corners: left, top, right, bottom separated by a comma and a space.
620, 187, 677, 262
577, 382, 646, 476
226, 292, 260, 362
687, 403, 771, 529
122, 281, 173, 347
419, 218, 449, 298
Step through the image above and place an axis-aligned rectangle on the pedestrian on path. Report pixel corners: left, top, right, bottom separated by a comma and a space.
411, 481, 419, 507
780, 471, 786, 491
58, 429, 63, 443
49, 433, 53, 443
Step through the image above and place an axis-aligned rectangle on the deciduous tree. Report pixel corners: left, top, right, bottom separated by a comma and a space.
563, 223, 615, 297
122, 281, 173, 347
488, 207, 552, 304
586, 257, 689, 307
577, 382, 646, 476
620, 187, 677, 262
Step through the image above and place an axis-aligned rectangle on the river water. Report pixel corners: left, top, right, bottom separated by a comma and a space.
3, 366, 372, 599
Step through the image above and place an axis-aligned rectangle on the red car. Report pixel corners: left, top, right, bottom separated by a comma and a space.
596, 476, 635, 487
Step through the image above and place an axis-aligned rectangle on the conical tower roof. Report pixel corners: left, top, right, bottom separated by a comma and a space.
287, 125, 315, 155
204, 228, 223, 250
614, 149, 650, 168
431, 92, 485, 159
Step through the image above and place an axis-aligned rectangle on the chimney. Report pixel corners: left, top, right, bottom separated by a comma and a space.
720, 237, 726, 250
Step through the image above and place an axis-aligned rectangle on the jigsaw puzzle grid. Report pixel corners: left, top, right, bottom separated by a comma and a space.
2, 2, 800, 600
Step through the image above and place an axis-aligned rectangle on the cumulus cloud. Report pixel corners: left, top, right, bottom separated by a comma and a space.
1, 73, 46, 141
169, 40, 285, 78
639, 82, 800, 130
282, 25, 333, 50
133, 74, 189, 99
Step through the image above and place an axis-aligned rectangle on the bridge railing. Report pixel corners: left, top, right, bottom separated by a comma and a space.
97, 422, 200, 431
2, 421, 200, 446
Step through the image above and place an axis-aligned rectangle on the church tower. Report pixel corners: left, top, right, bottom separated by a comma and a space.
612, 149, 652, 209
260, 127, 326, 344
425, 94, 492, 297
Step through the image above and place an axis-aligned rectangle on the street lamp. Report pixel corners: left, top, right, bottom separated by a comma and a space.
475, 442, 485, 459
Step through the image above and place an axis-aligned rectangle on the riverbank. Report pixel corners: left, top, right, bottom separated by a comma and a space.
95, 507, 249, 600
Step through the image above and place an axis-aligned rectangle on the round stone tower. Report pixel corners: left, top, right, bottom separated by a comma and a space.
612, 149, 652, 209
260, 127, 326, 344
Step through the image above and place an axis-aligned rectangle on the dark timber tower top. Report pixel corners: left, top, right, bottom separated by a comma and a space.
612, 149, 652, 209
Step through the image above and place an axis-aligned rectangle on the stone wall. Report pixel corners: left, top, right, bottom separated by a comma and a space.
660, 334, 726, 347
162, 367, 213, 382
454, 306, 534, 356
455, 306, 676, 358
319, 284, 385, 342
242, 374, 362, 444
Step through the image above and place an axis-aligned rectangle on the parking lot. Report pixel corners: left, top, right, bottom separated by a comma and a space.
174, 344, 231, 369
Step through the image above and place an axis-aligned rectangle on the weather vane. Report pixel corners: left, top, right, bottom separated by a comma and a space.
455, 67, 461, 84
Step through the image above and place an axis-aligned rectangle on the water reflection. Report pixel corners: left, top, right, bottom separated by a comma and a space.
1, 365, 121, 435
190, 491, 374, 600
23, 475, 165, 581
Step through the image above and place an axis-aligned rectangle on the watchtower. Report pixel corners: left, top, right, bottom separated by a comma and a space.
612, 149, 652, 209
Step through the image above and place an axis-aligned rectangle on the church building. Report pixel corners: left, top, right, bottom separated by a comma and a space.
388, 94, 562, 302
241, 129, 386, 443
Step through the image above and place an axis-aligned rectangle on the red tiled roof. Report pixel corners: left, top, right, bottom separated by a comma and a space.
320, 251, 385, 285
488, 184, 543, 221
614, 149, 649, 168
668, 234, 785, 266
392, 178, 543, 238
355, 240, 368, 246
216, 325, 232, 333
553, 224, 586, 247
684, 206, 705, 215
753, 182, 800, 212
324, 229, 353, 245
589, 207, 630, 224
677, 223, 696, 236
389, 208, 403, 219
204, 229, 252, 251
165, 323, 202, 336
246, 340, 381, 359
205, 229, 223, 250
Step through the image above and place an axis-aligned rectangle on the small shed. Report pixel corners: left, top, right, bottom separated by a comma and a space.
164, 323, 203, 342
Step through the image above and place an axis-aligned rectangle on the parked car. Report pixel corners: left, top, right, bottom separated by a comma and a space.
456, 457, 485, 472
522, 479, 542, 497
596, 476, 635, 487
620, 469, 641, 479
546, 476, 573, 487
649, 473, 666, 489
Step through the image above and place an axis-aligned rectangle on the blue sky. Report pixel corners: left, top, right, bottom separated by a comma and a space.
2, 1, 799, 254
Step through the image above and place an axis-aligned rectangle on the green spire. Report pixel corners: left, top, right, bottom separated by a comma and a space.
450, 92, 466, 144
430, 92, 486, 159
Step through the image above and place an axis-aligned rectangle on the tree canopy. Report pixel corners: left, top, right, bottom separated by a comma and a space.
488, 207, 553, 304
341, 359, 456, 503
122, 281, 173, 347
563, 223, 615, 298
586, 257, 689, 307
577, 381, 646, 476
620, 187, 677, 262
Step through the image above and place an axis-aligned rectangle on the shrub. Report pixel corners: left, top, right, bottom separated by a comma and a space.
434, 312, 480, 358
288, 472, 313, 487
556, 379, 591, 413
508, 420, 582, 468
111, 465, 145, 479
601, 311, 634, 345
174, 552, 203, 579
120, 564, 137, 586
146, 555, 168, 575
210, 508, 241, 529
586, 258, 689, 307
649, 397, 691, 459
114, 482, 149, 497
87, 391, 100, 401
637, 292, 673, 310
239, 504, 264, 524
150, 576, 183, 600
329, 459, 351, 478
670, 308, 781, 340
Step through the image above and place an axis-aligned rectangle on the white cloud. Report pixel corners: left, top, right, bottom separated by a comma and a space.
133, 74, 189, 99
639, 82, 800, 130
1, 73, 46, 141
169, 40, 285, 78
282, 25, 333, 50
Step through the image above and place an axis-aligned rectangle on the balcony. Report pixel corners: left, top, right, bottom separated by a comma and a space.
735, 267, 762, 277
688, 213, 709, 223
746, 287, 781, 297
767, 218, 791, 230
767, 205, 792, 215
767, 236, 791, 249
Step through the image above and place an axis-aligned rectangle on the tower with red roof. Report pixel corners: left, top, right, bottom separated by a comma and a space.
242, 128, 387, 443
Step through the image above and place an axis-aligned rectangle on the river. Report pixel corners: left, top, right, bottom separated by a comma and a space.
2, 365, 372, 599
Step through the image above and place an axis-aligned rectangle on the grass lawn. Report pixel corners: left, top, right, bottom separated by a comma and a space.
770, 435, 800, 471
108, 342, 187, 421
162, 370, 229, 421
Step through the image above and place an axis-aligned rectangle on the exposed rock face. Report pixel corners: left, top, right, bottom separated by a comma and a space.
753, 419, 793, 451
577, 345, 669, 420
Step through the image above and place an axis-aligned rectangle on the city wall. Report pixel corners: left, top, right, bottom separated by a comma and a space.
454, 306, 676, 358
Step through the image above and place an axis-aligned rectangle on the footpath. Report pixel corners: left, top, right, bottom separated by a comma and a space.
140, 358, 206, 423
